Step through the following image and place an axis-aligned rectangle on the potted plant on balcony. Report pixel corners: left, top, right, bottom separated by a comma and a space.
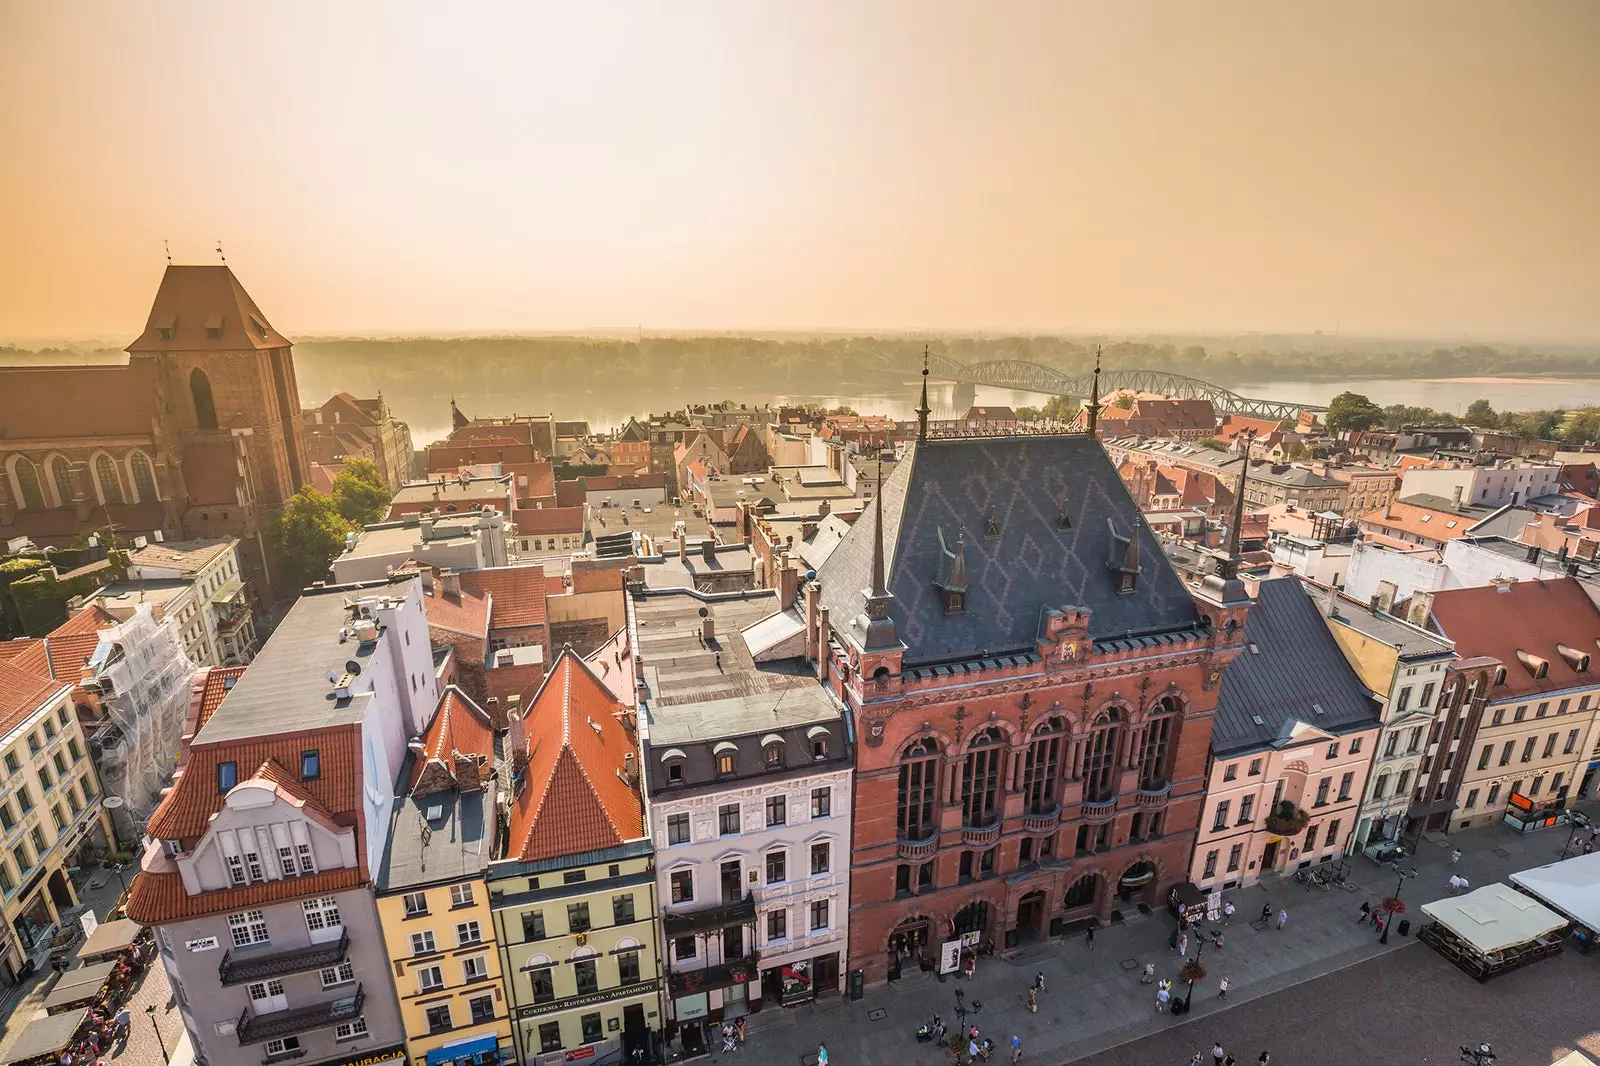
1264, 800, 1310, 836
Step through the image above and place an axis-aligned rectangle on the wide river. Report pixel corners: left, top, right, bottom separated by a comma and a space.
406, 376, 1600, 446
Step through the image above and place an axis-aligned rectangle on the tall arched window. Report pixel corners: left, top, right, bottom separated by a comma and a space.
94, 454, 124, 505
1083, 709, 1123, 802
129, 452, 158, 503
960, 727, 1005, 827
191, 367, 218, 429
1022, 717, 1065, 815
48, 456, 73, 508
11, 457, 45, 510
896, 738, 941, 840
1136, 696, 1180, 788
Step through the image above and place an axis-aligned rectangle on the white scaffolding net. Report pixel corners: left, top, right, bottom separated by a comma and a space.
84, 604, 201, 842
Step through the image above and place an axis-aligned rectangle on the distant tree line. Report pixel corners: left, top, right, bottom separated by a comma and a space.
1323, 391, 1599, 444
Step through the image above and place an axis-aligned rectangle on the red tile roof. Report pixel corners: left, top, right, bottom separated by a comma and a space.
1430, 578, 1600, 699
0, 659, 67, 735
508, 650, 643, 862
308, 463, 339, 495
146, 726, 361, 840
42, 605, 118, 681
126, 265, 289, 352
0, 638, 49, 678
0, 502, 166, 545
195, 667, 247, 734
423, 576, 491, 639
410, 687, 494, 792
126, 865, 363, 924
1358, 499, 1476, 543
555, 481, 584, 508
516, 507, 584, 536
468, 566, 548, 629
0, 362, 160, 440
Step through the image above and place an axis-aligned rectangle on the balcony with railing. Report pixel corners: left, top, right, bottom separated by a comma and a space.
961, 817, 1002, 847
220, 932, 350, 986
1080, 795, 1118, 823
1134, 781, 1171, 809
1021, 805, 1060, 833
896, 829, 939, 861
235, 985, 363, 1044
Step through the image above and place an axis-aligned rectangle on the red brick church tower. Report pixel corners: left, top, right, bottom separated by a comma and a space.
808, 417, 1250, 984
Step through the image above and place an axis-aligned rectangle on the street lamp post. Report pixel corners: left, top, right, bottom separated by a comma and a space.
1379, 867, 1418, 945
952, 987, 982, 1044
1182, 938, 1207, 1011
145, 1004, 169, 1065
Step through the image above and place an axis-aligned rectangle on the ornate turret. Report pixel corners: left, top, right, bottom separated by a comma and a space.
1083, 345, 1103, 436
861, 461, 900, 650
916, 346, 931, 444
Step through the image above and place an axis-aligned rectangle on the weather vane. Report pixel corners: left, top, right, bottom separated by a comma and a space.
216, 240, 227, 264
163, 239, 172, 264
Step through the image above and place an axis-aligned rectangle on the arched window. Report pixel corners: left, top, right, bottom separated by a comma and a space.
95, 454, 124, 505
130, 452, 158, 503
1083, 708, 1123, 803
1136, 696, 1180, 788
48, 456, 73, 508
896, 738, 941, 840
190, 368, 218, 429
1063, 872, 1097, 910
11, 457, 45, 511
1022, 717, 1065, 815
960, 727, 1005, 828
952, 901, 988, 937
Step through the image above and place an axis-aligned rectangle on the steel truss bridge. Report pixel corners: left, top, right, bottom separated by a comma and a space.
879, 353, 1324, 421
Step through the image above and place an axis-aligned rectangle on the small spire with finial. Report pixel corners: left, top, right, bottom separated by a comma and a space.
1084, 344, 1103, 436
215, 240, 227, 265
916, 345, 931, 444
163, 239, 172, 264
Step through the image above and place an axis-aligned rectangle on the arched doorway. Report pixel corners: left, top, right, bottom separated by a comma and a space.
1116, 860, 1159, 903
46, 870, 75, 913
1013, 891, 1047, 944
1063, 872, 1098, 915
953, 901, 989, 939
887, 915, 931, 979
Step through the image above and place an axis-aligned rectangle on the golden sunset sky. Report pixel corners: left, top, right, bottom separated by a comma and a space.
1, 1, 1596, 340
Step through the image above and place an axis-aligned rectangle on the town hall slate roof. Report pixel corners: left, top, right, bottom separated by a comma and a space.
816, 435, 1202, 666
1211, 578, 1380, 755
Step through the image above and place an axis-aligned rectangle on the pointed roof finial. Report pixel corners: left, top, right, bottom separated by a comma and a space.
1084, 345, 1103, 436
870, 457, 888, 596
1223, 430, 1254, 562
916, 345, 931, 444
163, 239, 172, 265
216, 240, 227, 265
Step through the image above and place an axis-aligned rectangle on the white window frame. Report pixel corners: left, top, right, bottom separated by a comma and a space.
418, 965, 445, 992
462, 954, 489, 981
228, 910, 270, 948
302, 897, 343, 943
411, 930, 437, 955
456, 920, 482, 947
320, 962, 356, 988
450, 883, 474, 907
335, 1018, 369, 1042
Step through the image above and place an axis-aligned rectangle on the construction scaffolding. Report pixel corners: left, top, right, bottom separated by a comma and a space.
83, 605, 200, 843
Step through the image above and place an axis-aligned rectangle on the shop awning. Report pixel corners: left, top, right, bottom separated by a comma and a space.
0, 1009, 88, 1064
425, 1034, 499, 1066
77, 918, 141, 961
663, 897, 756, 937
1420, 883, 1567, 954
43, 961, 117, 1013
1509, 851, 1600, 931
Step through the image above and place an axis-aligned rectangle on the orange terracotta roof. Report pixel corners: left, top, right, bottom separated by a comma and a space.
0, 362, 159, 440
250, 758, 339, 821
43, 605, 118, 681
410, 687, 494, 791
517, 506, 584, 536
423, 576, 491, 638
125, 865, 362, 925
0, 659, 67, 735
1214, 415, 1281, 442
308, 463, 339, 495
508, 650, 643, 862
146, 726, 360, 840
1431, 578, 1600, 698
194, 666, 247, 733
469, 565, 548, 629
1358, 499, 1475, 543
126, 265, 289, 352
0, 638, 49, 678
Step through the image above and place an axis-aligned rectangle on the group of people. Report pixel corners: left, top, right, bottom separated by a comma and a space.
718, 1019, 745, 1053
1187, 1047, 1271, 1065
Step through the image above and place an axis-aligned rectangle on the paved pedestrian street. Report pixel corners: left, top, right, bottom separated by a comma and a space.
712, 808, 1596, 1066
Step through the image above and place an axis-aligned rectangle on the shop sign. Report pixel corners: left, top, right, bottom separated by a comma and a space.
514, 978, 661, 1020
187, 937, 220, 952
938, 940, 961, 974
319, 1044, 407, 1066
674, 993, 708, 1021
564, 1050, 595, 1063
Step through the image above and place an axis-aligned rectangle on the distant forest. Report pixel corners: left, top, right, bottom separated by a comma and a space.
5, 333, 1600, 436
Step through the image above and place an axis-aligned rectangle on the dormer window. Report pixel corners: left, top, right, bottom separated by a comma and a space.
156, 315, 177, 341
764, 744, 782, 767
205, 313, 224, 339
985, 514, 1000, 538
217, 761, 238, 794
1060, 506, 1072, 530
301, 750, 321, 780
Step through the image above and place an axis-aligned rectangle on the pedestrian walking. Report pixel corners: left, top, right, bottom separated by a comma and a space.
1374, 915, 1385, 937
1258, 1054, 1271, 1066
1212, 930, 1224, 951
735, 1018, 745, 1047
1141, 962, 1156, 984
1085, 925, 1096, 950
1027, 987, 1038, 1013
1451, 848, 1463, 864
1259, 903, 1272, 926
1178, 933, 1188, 958
1585, 838, 1595, 856
1190, 1053, 1204, 1066
968, 1038, 979, 1066
817, 1044, 829, 1066
1156, 984, 1171, 1012
1169, 928, 1181, 951
1010, 1035, 1023, 1064
1033, 971, 1046, 993
1223, 901, 1235, 925
1358, 900, 1371, 924
1213, 1043, 1227, 1064
1276, 908, 1287, 931
1218, 976, 1230, 998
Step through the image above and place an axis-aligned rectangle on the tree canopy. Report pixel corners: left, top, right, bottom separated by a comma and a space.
330, 458, 393, 525
1324, 391, 1385, 432
272, 488, 357, 591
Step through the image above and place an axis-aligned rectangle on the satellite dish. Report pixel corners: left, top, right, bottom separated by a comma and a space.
344, 661, 362, 676
325, 669, 340, 684
698, 607, 709, 618
103, 797, 125, 809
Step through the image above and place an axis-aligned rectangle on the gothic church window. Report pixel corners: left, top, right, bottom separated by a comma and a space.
11, 458, 44, 511
95, 454, 124, 505
48, 457, 73, 508
191, 368, 219, 430
130, 452, 158, 502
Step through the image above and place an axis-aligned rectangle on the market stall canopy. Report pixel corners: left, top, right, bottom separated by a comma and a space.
0, 1009, 88, 1065
1509, 851, 1600, 930
1420, 883, 1568, 954
76, 918, 140, 961
43, 961, 118, 1014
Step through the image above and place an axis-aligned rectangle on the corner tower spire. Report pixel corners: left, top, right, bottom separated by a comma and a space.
916, 346, 931, 444
1084, 344, 1103, 436
862, 458, 899, 649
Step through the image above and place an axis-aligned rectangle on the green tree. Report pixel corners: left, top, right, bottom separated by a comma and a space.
1324, 391, 1385, 432
1108, 390, 1135, 410
1463, 399, 1496, 425
330, 458, 393, 525
1014, 406, 1041, 422
1196, 438, 1229, 451
272, 488, 356, 591
1562, 411, 1600, 446
1040, 395, 1078, 421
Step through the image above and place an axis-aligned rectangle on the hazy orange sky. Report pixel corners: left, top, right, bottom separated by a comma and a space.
2, 1, 1597, 341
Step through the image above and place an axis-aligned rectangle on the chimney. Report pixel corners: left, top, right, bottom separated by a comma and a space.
778, 553, 800, 606
701, 539, 716, 565
441, 569, 461, 598
1406, 590, 1435, 627
623, 751, 638, 787
679, 534, 688, 562
702, 610, 716, 643
1452, 484, 1464, 509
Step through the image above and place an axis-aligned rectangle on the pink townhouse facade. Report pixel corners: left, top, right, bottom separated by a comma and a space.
1190, 579, 1382, 890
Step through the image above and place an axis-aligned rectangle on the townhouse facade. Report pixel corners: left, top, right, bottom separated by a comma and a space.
632, 586, 853, 1037
1424, 578, 1600, 831
1190, 580, 1381, 890
128, 579, 441, 1066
